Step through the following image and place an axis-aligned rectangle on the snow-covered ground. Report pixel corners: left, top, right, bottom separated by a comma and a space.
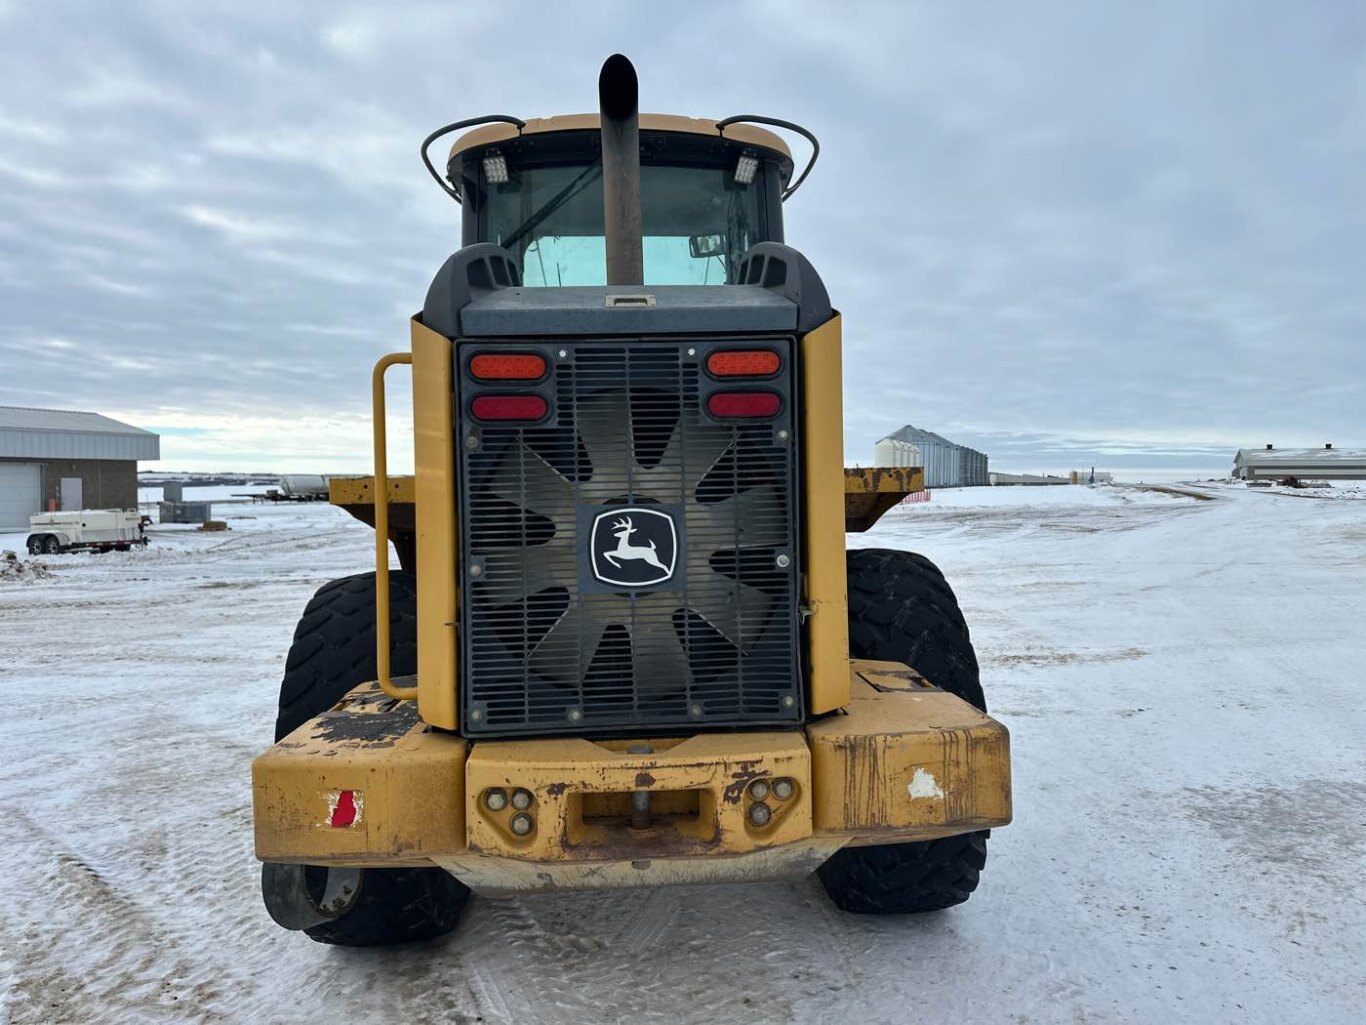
1, 483, 1363, 1024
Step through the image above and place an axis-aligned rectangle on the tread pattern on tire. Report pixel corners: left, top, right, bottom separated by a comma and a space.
845, 547, 985, 711
275, 571, 418, 741
270, 571, 468, 946
819, 548, 990, 915
301, 863, 469, 948
818, 832, 988, 914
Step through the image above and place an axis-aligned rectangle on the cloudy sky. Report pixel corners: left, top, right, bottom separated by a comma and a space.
2, 1, 1363, 474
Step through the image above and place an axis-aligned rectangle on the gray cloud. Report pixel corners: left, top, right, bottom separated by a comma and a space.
1, 1, 1363, 472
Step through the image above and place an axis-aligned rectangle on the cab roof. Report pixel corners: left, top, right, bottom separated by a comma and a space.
449, 113, 795, 179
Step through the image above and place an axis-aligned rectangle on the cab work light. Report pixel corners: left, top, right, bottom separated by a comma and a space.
483, 148, 509, 184
471, 395, 548, 421
734, 151, 759, 185
470, 353, 547, 380
706, 350, 781, 377
707, 391, 781, 419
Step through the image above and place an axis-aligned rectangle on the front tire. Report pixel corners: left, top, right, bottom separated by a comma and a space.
817, 548, 991, 915
267, 571, 470, 946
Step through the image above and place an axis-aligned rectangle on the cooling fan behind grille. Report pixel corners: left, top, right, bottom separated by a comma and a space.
473, 387, 788, 708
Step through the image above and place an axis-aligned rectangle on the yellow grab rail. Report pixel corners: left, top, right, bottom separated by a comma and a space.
372, 352, 419, 701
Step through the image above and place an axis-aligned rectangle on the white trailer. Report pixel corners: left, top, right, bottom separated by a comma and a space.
277, 474, 329, 500
26, 509, 149, 555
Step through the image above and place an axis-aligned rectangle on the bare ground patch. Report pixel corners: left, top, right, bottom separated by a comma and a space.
1183, 780, 1366, 888
984, 647, 1147, 667
1130, 485, 1217, 501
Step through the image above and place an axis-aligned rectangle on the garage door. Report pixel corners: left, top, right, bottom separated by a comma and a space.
0, 463, 42, 531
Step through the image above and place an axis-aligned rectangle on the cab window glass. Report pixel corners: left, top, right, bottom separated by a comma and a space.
482, 160, 763, 285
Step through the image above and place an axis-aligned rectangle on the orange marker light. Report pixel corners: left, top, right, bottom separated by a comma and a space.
470, 353, 547, 380
707, 350, 781, 377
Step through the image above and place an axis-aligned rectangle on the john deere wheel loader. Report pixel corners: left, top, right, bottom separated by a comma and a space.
253, 55, 1011, 946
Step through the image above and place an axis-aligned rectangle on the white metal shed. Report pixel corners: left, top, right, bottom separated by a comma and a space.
1233, 445, 1366, 481
0, 406, 160, 529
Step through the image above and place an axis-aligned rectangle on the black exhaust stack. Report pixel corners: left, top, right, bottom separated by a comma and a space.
599, 54, 644, 286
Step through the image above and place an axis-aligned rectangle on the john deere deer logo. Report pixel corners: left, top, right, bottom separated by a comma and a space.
590, 507, 678, 587
604, 516, 668, 572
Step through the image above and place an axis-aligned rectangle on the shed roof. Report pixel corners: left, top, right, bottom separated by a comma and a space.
880, 424, 985, 454
0, 406, 157, 435
0, 406, 160, 461
1235, 447, 1366, 465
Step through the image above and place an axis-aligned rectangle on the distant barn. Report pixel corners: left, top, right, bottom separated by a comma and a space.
1233, 444, 1366, 481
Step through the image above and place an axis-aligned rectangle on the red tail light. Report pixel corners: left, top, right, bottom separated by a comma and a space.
470, 353, 547, 380
707, 350, 781, 377
471, 395, 548, 421
707, 391, 781, 419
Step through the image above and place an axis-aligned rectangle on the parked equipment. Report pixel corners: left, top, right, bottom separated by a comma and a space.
26, 509, 149, 554
159, 500, 213, 525
252, 56, 1012, 946
277, 475, 329, 500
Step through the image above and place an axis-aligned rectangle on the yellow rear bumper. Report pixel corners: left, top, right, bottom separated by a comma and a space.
251, 660, 1011, 892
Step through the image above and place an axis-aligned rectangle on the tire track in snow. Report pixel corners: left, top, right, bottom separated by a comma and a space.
0, 804, 238, 1024
468, 964, 516, 1023
612, 888, 679, 952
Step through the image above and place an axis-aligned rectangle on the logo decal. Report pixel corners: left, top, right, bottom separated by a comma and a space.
590, 508, 678, 588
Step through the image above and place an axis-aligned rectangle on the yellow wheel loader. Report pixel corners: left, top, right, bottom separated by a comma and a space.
252, 55, 1011, 946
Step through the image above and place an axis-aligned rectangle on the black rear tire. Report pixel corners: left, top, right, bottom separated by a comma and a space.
299, 862, 468, 948
268, 571, 470, 946
41, 535, 61, 555
844, 548, 984, 711
817, 548, 991, 915
275, 571, 418, 740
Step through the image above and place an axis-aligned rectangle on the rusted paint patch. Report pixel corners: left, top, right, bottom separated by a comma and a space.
722, 760, 767, 804
545, 781, 569, 796
634, 771, 656, 788
843, 467, 926, 531
308, 698, 419, 745
843, 466, 920, 493
563, 828, 724, 861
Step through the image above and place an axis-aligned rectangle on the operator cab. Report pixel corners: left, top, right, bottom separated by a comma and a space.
444, 116, 796, 286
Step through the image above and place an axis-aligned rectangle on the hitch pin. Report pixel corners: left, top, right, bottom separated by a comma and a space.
628, 744, 653, 830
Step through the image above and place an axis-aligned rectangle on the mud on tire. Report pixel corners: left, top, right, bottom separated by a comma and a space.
269, 571, 469, 946
817, 548, 991, 915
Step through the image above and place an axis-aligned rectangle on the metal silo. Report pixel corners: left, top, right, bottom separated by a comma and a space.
876, 425, 989, 488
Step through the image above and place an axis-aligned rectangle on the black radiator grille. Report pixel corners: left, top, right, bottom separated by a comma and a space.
457, 339, 800, 737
